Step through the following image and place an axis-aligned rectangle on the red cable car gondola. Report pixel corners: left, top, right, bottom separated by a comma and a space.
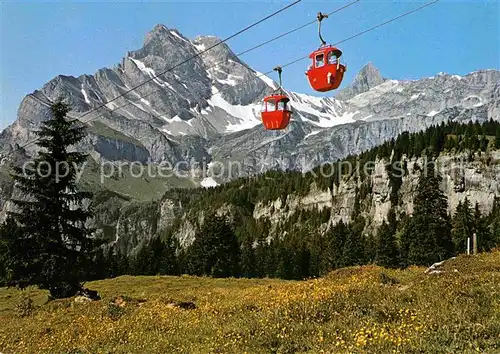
261, 67, 292, 130
306, 12, 347, 92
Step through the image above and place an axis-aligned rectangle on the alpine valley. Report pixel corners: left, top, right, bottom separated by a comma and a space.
1, 24, 499, 253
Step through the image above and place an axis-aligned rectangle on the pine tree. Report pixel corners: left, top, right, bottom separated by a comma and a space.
275, 238, 293, 279
479, 136, 489, 152
407, 162, 454, 265
6, 101, 97, 298
451, 198, 474, 253
131, 240, 153, 275
399, 214, 412, 268
284, 231, 311, 280
375, 221, 400, 268
309, 230, 329, 276
323, 221, 348, 270
253, 237, 269, 278
0, 218, 22, 286
493, 213, 500, 248
341, 217, 366, 267
116, 252, 130, 276
188, 215, 240, 278
106, 247, 119, 278
89, 248, 109, 280
473, 203, 493, 252
160, 232, 180, 275
240, 237, 256, 278
490, 198, 500, 248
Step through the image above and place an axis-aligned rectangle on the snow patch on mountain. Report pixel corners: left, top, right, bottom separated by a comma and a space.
291, 97, 331, 118
207, 86, 261, 132
306, 111, 358, 128
81, 86, 91, 104
305, 130, 321, 139
129, 57, 175, 91
462, 95, 484, 108
161, 115, 184, 124
198, 106, 213, 115
216, 74, 242, 86
192, 42, 206, 52
410, 92, 425, 101
255, 71, 278, 90
170, 30, 189, 43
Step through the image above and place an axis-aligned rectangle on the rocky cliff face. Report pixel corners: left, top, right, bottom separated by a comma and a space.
85, 149, 500, 254
249, 150, 500, 229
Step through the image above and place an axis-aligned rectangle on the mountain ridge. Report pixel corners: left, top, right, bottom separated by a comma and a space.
1, 24, 499, 186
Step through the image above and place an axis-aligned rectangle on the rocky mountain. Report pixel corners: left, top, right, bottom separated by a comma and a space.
335, 62, 386, 100
0, 24, 499, 193
0, 19, 498, 253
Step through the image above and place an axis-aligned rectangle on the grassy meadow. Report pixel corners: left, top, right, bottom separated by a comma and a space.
0, 251, 499, 353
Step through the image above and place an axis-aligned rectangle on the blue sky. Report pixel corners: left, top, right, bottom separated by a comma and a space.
1, 0, 498, 130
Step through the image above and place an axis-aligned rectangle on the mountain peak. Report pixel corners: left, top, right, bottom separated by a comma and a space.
152, 24, 169, 33
356, 62, 382, 82
144, 24, 170, 45
143, 24, 190, 46
336, 62, 385, 100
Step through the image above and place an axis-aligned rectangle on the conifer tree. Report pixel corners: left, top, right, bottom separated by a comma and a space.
240, 237, 256, 278
275, 238, 293, 279
5, 101, 97, 298
188, 215, 240, 278
495, 127, 500, 149
323, 221, 348, 269
407, 162, 454, 265
375, 220, 400, 268
253, 237, 270, 278
132, 233, 179, 276
451, 198, 474, 253
106, 247, 120, 278
473, 203, 493, 252
491, 199, 500, 248
88, 248, 109, 280
399, 214, 412, 267
341, 217, 366, 267
0, 218, 22, 286
309, 231, 329, 276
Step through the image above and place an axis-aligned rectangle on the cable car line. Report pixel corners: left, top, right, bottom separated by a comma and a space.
13, 0, 360, 158
168, 0, 441, 130
120, 0, 440, 131
76, 0, 361, 125
80, 0, 395, 127
25, 0, 362, 132
320, 0, 439, 52
35, 0, 438, 136
235, 0, 360, 58
74, 0, 303, 124
32, 0, 439, 136
203, 0, 442, 109
3, 0, 302, 159
4, 0, 438, 159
